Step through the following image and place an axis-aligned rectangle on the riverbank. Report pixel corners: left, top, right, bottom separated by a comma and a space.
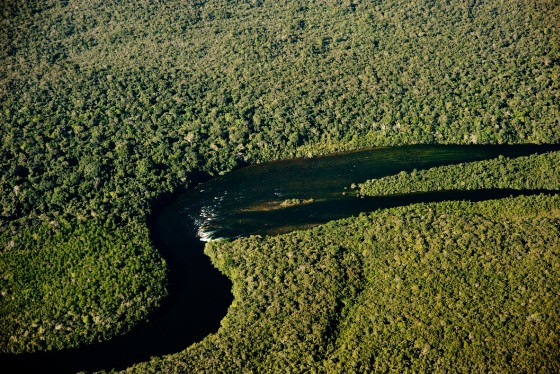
2, 145, 560, 373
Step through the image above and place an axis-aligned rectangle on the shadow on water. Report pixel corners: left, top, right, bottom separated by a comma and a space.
220, 189, 560, 237
2, 144, 560, 373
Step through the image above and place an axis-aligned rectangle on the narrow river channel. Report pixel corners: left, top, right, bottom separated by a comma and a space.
3, 144, 559, 373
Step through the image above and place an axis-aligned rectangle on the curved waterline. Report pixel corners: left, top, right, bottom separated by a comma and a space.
2, 144, 560, 373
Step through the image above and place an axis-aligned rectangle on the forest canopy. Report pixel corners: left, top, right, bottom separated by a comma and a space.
128, 194, 560, 373
0, 220, 166, 353
1, 0, 559, 370
1, 0, 559, 224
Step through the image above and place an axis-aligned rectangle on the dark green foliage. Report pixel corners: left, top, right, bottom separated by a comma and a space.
1, 0, 560, 222
359, 151, 560, 196
0, 220, 166, 353
1, 0, 560, 363
128, 195, 560, 373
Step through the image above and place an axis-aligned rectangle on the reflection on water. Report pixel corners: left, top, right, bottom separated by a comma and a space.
186, 144, 560, 240
2, 144, 559, 373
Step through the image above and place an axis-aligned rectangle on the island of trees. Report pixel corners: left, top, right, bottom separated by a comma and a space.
359, 151, 560, 196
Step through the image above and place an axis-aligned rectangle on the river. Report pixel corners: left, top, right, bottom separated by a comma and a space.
2, 144, 559, 373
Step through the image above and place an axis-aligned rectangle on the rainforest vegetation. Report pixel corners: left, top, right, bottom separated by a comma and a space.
2, 0, 559, 223
1, 0, 560, 372
0, 220, 166, 353
359, 151, 560, 196
129, 195, 560, 373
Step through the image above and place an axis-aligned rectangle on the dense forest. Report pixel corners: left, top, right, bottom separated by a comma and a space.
128, 194, 560, 373
1, 0, 560, 372
359, 151, 560, 196
2, 0, 559, 223
0, 220, 166, 353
